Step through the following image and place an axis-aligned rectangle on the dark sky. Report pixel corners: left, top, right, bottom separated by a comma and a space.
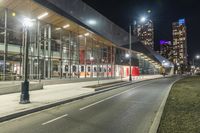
82, 0, 200, 60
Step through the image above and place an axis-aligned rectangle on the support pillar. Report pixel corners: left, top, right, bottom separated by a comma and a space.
36, 21, 41, 80
3, 8, 8, 81
48, 24, 51, 79
59, 30, 63, 79
84, 37, 87, 78
43, 26, 47, 79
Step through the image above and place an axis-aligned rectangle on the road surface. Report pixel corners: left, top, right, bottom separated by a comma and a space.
0, 77, 179, 133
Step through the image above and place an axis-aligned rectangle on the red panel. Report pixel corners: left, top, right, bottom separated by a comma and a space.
132, 66, 140, 76
79, 50, 85, 64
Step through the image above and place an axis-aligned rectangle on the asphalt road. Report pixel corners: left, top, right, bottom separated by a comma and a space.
0, 77, 179, 133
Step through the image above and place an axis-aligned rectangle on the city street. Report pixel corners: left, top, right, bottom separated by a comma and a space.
0, 77, 179, 133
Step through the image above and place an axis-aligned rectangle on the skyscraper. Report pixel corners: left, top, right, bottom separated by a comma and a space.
159, 40, 173, 62
172, 19, 188, 65
136, 20, 154, 49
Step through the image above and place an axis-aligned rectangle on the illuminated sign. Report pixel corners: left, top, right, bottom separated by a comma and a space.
160, 40, 171, 45
179, 19, 185, 25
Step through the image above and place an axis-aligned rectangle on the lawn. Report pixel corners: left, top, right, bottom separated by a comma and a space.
158, 76, 200, 133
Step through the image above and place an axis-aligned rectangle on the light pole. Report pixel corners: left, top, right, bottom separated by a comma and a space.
128, 16, 147, 81
20, 18, 34, 104
193, 55, 200, 66
129, 25, 132, 81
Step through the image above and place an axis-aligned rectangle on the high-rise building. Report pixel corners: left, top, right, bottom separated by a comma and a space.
172, 19, 188, 65
136, 20, 154, 49
159, 40, 173, 62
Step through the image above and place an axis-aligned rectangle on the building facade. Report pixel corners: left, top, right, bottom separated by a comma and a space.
136, 20, 154, 49
172, 19, 188, 66
0, 0, 170, 81
159, 40, 173, 62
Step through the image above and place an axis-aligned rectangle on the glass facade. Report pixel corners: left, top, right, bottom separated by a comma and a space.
0, 1, 160, 81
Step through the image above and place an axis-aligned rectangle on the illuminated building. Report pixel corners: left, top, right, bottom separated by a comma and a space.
136, 20, 154, 49
159, 40, 173, 62
0, 0, 173, 81
172, 19, 188, 65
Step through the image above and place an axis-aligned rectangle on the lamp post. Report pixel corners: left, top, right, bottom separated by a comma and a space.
129, 25, 132, 81
20, 18, 34, 104
128, 16, 147, 81
193, 55, 200, 66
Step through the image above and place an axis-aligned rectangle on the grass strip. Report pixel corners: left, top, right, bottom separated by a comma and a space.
158, 76, 200, 133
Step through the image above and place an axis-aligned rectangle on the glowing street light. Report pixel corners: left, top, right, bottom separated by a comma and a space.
140, 16, 147, 23
193, 55, 200, 66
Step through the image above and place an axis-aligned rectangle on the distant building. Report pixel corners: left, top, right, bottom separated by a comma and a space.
172, 19, 188, 65
159, 40, 173, 62
136, 20, 154, 49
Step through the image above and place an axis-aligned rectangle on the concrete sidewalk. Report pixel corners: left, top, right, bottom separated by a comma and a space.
0, 75, 162, 122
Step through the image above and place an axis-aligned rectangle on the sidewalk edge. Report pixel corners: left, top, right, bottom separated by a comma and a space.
0, 76, 165, 123
148, 77, 182, 133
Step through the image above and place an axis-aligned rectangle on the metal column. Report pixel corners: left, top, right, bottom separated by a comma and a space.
69, 32, 72, 79
84, 37, 87, 78
43, 26, 47, 79
48, 24, 51, 79
106, 47, 109, 78
59, 30, 63, 79
77, 34, 80, 78
3, 8, 8, 80
29, 28, 33, 80
113, 47, 116, 78
36, 21, 41, 80
129, 25, 132, 81
91, 39, 94, 78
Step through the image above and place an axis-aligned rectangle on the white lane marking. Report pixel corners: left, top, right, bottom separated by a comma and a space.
79, 82, 154, 111
0, 100, 79, 125
42, 114, 68, 125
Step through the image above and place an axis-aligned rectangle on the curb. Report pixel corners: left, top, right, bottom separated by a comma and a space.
148, 77, 182, 133
0, 81, 134, 123
94, 81, 131, 91
0, 76, 166, 123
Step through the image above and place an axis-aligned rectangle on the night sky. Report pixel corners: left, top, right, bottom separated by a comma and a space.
82, 0, 200, 61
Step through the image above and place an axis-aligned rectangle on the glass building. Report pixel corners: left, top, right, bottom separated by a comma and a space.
0, 0, 172, 81
136, 20, 154, 49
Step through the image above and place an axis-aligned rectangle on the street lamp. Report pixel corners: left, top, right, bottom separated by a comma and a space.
140, 16, 147, 23
193, 55, 200, 66
128, 15, 148, 81
20, 17, 35, 104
